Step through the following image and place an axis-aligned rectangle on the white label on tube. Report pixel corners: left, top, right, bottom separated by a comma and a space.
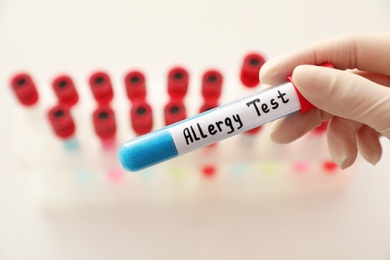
168, 82, 301, 155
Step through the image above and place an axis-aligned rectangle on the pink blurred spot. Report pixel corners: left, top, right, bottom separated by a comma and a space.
107, 168, 124, 183
293, 161, 310, 173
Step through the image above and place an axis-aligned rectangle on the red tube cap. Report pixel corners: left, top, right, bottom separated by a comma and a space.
124, 70, 146, 102
202, 69, 223, 101
164, 99, 186, 126
167, 67, 189, 100
89, 71, 114, 104
52, 75, 79, 107
240, 52, 266, 88
47, 104, 75, 139
10, 73, 39, 106
93, 105, 116, 139
130, 100, 154, 135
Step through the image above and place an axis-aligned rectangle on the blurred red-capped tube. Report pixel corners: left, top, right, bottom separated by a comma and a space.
52, 75, 79, 107
93, 105, 116, 140
240, 52, 266, 88
164, 99, 186, 126
93, 105, 117, 149
47, 104, 75, 139
167, 67, 189, 100
89, 71, 114, 104
10, 73, 39, 106
130, 100, 154, 135
201, 69, 223, 101
124, 70, 147, 102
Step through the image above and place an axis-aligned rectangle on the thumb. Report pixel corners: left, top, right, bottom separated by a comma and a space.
292, 65, 390, 138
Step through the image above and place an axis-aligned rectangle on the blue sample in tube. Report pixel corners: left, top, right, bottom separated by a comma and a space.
118, 129, 178, 171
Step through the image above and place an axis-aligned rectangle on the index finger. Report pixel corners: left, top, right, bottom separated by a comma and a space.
260, 32, 390, 85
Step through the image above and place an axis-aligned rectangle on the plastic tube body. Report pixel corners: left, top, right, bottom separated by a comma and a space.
118, 82, 303, 171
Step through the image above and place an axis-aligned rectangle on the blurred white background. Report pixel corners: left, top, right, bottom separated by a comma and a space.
1, 0, 390, 259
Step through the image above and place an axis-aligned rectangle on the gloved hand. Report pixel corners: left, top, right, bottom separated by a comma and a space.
260, 33, 390, 169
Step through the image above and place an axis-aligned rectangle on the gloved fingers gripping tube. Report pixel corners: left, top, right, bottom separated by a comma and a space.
118, 64, 333, 171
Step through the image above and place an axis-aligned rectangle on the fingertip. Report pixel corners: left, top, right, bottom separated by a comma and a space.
327, 118, 359, 170
268, 120, 288, 144
329, 143, 356, 170
291, 65, 318, 91
259, 61, 277, 85
259, 59, 290, 85
356, 126, 382, 166
291, 65, 338, 112
340, 156, 356, 170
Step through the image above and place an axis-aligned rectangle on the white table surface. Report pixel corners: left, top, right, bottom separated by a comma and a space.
1, 0, 390, 259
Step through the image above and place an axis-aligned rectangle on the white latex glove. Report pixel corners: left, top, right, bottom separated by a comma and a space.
260, 33, 390, 169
